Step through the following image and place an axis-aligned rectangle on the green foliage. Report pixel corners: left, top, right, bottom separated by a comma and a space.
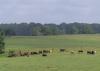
0, 22, 98, 36
32, 27, 42, 36
0, 30, 5, 54
81, 24, 95, 34
71, 26, 79, 34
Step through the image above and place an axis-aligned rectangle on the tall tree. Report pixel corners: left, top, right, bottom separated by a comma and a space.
71, 26, 79, 34
0, 30, 5, 54
82, 24, 94, 34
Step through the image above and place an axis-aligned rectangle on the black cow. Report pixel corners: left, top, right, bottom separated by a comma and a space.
87, 51, 96, 55
38, 50, 43, 54
43, 50, 51, 53
30, 51, 38, 55
42, 54, 47, 56
78, 50, 83, 53
60, 49, 66, 52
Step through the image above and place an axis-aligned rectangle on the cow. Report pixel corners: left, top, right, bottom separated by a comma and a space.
42, 54, 47, 57
30, 51, 38, 55
18, 51, 29, 57
87, 50, 96, 55
43, 50, 52, 53
7, 50, 16, 57
48, 49, 52, 53
78, 50, 83, 53
23, 52, 29, 57
19, 50, 23, 56
38, 50, 43, 54
70, 51, 75, 54
60, 49, 66, 52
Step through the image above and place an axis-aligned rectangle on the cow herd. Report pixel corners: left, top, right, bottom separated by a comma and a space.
60, 49, 96, 54
7, 48, 96, 57
7, 49, 52, 57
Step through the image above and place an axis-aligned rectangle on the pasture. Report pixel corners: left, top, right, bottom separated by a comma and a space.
1, 34, 100, 71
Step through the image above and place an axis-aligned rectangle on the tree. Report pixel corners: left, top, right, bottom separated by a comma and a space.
32, 27, 42, 36
71, 26, 79, 34
59, 23, 67, 34
4, 29, 16, 36
82, 24, 94, 34
0, 30, 5, 54
40, 26, 49, 35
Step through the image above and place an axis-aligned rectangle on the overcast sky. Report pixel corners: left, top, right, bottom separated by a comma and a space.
0, 0, 100, 24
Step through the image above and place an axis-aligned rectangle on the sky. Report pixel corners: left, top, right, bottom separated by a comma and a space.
0, 0, 100, 24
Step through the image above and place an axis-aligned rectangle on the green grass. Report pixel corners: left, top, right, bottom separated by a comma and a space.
1, 34, 100, 71
5, 34, 100, 49
0, 53, 100, 71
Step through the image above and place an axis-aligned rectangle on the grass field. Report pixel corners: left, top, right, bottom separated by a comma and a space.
1, 34, 100, 71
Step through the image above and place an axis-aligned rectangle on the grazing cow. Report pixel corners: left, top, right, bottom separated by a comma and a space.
19, 50, 22, 56
19, 50, 25, 56
78, 50, 83, 53
50, 50, 53, 53
70, 51, 74, 54
38, 50, 43, 54
43, 50, 51, 53
42, 54, 47, 56
38, 49, 52, 54
19, 50, 24, 56
23, 52, 29, 57
19, 51, 29, 57
30, 51, 38, 55
87, 50, 96, 55
8, 50, 16, 57
60, 49, 66, 52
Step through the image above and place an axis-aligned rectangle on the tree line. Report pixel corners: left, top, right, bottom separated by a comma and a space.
0, 22, 100, 36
